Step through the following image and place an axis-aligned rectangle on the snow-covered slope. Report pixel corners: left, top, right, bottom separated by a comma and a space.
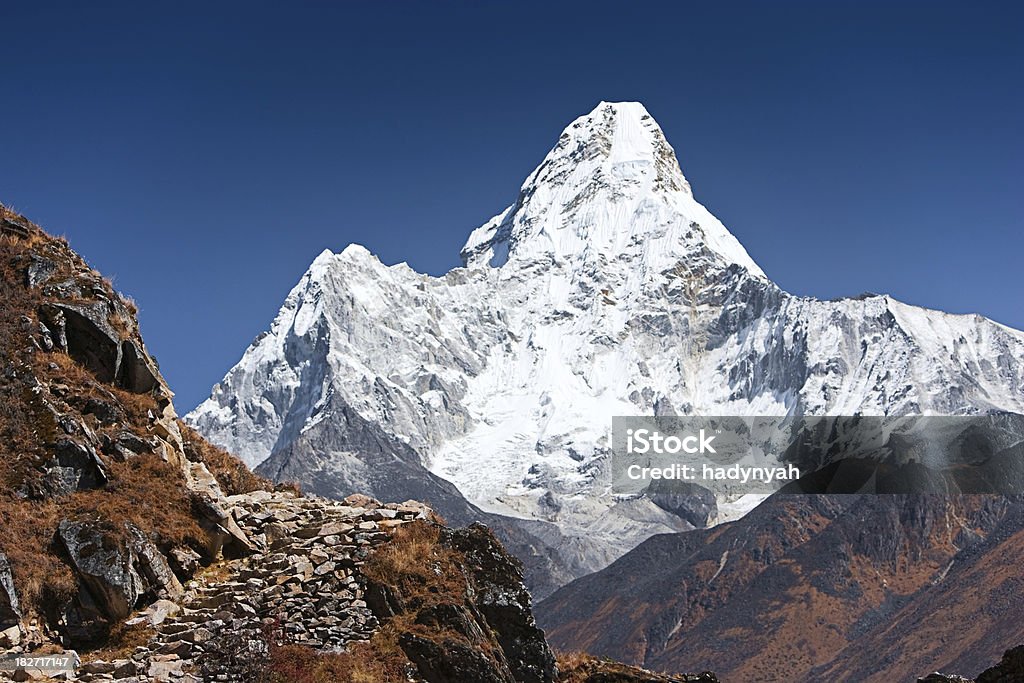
188, 101, 1024, 588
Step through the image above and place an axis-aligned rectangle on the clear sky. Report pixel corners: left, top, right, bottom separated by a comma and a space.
2, 1, 1021, 411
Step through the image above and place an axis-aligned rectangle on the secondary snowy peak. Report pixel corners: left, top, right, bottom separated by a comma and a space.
460, 101, 765, 278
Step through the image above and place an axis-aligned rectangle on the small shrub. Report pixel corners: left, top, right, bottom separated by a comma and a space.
360, 521, 468, 607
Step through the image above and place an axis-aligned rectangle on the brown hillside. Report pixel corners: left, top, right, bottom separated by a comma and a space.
538, 494, 1024, 682
0, 205, 272, 648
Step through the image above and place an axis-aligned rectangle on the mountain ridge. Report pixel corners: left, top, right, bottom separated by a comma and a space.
187, 101, 1024, 595
536, 493, 1024, 682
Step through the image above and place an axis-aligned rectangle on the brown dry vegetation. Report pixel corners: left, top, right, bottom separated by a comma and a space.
68, 455, 206, 549
261, 638, 408, 683
81, 622, 155, 662
0, 205, 250, 624
360, 521, 468, 604
556, 651, 698, 682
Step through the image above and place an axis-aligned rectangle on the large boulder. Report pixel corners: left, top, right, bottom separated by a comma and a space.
124, 525, 183, 601
190, 492, 254, 559
41, 439, 108, 496
117, 340, 160, 394
57, 521, 143, 621
57, 520, 187, 625
42, 303, 122, 384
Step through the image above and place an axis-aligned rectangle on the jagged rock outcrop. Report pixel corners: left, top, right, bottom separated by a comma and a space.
917, 646, 1024, 682
977, 646, 1024, 682
58, 520, 147, 623
445, 524, 556, 682
367, 522, 557, 683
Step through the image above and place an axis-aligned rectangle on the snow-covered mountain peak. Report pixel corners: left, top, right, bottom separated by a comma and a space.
554, 100, 675, 168
460, 101, 764, 279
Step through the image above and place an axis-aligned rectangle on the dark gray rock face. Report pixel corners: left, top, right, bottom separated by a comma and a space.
37, 304, 159, 395
55, 518, 192, 643
58, 520, 144, 622
45, 303, 122, 384
976, 645, 1024, 683
123, 524, 183, 601
42, 439, 108, 496
646, 481, 717, 529
446, 523, 557, 683
0, 553, 21, 625
116, 340, 160, 394
25, 254, 57, 288
400, 632, 517, 683
364, 521, 556, 683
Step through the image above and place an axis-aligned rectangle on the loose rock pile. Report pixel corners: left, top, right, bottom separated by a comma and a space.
1, 490, 432, 682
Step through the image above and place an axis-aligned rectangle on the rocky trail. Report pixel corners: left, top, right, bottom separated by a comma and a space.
15, 491, 432, 682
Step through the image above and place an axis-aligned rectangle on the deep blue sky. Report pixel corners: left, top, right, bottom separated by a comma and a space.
2, 2, 1021, 411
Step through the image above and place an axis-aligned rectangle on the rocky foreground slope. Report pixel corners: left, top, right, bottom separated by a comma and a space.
0, 208, 720, 681
0, 206, 264, 653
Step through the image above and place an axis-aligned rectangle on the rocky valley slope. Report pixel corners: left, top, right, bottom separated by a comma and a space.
537, 493, 1024, 682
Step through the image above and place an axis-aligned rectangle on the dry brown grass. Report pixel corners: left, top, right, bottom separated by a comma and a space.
261, 636, 409, 683
555, 651, 692, 682
178, 422, 276, 496
360, 521, 468, 607
195, 559, 234, 584
69, 454, 206, 549
81, 622, 155, 662
0, 498, 76, 615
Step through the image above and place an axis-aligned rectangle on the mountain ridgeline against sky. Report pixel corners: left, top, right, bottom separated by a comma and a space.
187, 102, 1024, 595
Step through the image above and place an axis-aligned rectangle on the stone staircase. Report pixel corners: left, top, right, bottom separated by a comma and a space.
70, 490, 432, 682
